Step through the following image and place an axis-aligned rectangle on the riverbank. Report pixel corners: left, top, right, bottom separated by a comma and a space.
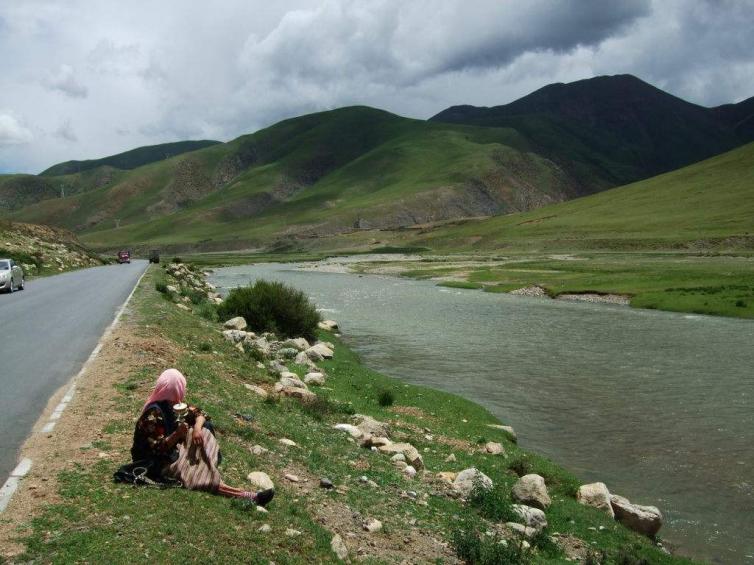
278, 251, 754, 319
0, 264, 693, 563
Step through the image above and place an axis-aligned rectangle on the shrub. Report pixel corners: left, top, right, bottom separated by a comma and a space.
735, 299, 746, 308
298, 395, 354, 421
377, 388, 395, 407
468, 482, 517, 523
171, 257, 182, 263
218, 279, 320, 341
197, 342, 213, 353
155, 281, 169, 294
451, 522, 528, 565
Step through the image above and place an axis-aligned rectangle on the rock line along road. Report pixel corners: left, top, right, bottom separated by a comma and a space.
0, 260, 148, 484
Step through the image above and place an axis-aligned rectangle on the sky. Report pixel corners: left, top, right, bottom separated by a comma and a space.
1, 0, 753, 174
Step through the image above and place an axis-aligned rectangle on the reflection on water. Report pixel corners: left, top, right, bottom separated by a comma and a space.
211, 263, 754, 563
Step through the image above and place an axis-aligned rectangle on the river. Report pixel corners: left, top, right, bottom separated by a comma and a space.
209, 261, 754, 563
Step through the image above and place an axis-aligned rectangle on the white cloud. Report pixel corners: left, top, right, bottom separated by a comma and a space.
0, 0, 752, 173
0, 112, 33, 146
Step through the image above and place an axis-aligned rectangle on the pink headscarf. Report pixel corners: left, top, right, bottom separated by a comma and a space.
143, 368, 187, 412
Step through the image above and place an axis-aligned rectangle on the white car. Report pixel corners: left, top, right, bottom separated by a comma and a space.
0, 258, 25, 293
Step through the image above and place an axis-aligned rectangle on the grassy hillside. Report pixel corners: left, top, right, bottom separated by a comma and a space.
8, 107, 580, 251
416, 141, 754, 251
432, 75, 754, 190
40, 139, 221, 176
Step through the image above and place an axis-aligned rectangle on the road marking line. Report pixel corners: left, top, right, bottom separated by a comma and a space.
0, 458, 32, 513
1, 264, 149, 514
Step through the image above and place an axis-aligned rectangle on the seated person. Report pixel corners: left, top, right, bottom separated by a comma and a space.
131, 368, 273, 505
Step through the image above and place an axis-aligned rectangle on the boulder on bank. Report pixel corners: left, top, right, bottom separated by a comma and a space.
283, 337, 310, 351
511, 504, 548, 531
305, 343, 334, 361
222, 329, 246, 343
333, 423, 362, 438
577, 482, 614, 518
224, 316, 248, 330
304, 372, 325, 386
511, 474, 551, 510
484, 441, 505, 455
610, 494, 663, 537
377, 442, 423, 470
452, 468, 493, 497
318, 320, 339, 331
353, 414, 390, 438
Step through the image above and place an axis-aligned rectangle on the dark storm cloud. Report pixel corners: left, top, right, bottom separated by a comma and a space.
0, 0, 752, 173
438, 1, 651, 73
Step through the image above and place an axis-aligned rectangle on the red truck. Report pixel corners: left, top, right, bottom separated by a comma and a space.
117, 250, 131, 264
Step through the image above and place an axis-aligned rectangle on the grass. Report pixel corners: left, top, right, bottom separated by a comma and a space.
9, 265, 695, 563
394, 252, 754, 319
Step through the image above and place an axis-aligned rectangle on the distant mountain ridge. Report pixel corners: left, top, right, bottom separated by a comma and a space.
40, 139, 221, 176
431, 74, 754, 190
1, 74, 752, 252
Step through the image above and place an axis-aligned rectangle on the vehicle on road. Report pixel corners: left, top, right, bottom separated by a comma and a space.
0, 259, 25, 293
117, 250, 131, 264
149, 249, 160, 264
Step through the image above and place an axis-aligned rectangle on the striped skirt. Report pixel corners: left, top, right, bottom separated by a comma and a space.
166, 428, 221, 492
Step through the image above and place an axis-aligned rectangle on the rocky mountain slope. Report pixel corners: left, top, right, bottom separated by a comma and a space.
431, 74, 754, 191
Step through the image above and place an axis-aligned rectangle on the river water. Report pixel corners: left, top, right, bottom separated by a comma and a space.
210, 261, 754, 563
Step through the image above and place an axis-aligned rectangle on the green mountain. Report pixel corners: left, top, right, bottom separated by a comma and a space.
3, 75, 752, 253
431, 74, 754, 191
40, 140, 221, 176
7, 107, 582, 250
415, 141, 754, 251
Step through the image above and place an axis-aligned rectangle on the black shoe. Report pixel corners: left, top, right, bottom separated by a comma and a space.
254, 489, 275, 507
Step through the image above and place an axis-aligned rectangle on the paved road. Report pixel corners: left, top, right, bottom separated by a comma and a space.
0, 261, 147, 484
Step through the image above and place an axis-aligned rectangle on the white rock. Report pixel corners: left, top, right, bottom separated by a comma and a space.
285, 528, 302, 537
452, 468, 493, 497
391, 453, 406, 462
377, 443, 423, 470
445, 453, 457, 463
283, 337, 310, 351
224, 316, 248, 330
394, 460, 408, 470
333, 424, 363, 439
304, 372, 326, 386
353, 414, 390, 438
280, 375, 307, 389
166, 284, 179, 294
247, 471, 275, 491
331, 533, 349, 561
284, 474, 300, 482
577, 482, 614, 518
223, 329, 246, 343
363, 518, 382, 533
403, 465, 417, 478
306, 343, 334, 360
512, 474, 551, 510
279, 438, 297, 447
244, 383, 268, 399
258, 524, 271, 533
485, 442, 505, 455
610, 494, 663, 537
250, 445, 269, 456
511, 504, 548, 531
318, 320, 339, 331
506, 522, 538, 538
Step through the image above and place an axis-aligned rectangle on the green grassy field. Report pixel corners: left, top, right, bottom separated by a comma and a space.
8, 266, 691, 563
